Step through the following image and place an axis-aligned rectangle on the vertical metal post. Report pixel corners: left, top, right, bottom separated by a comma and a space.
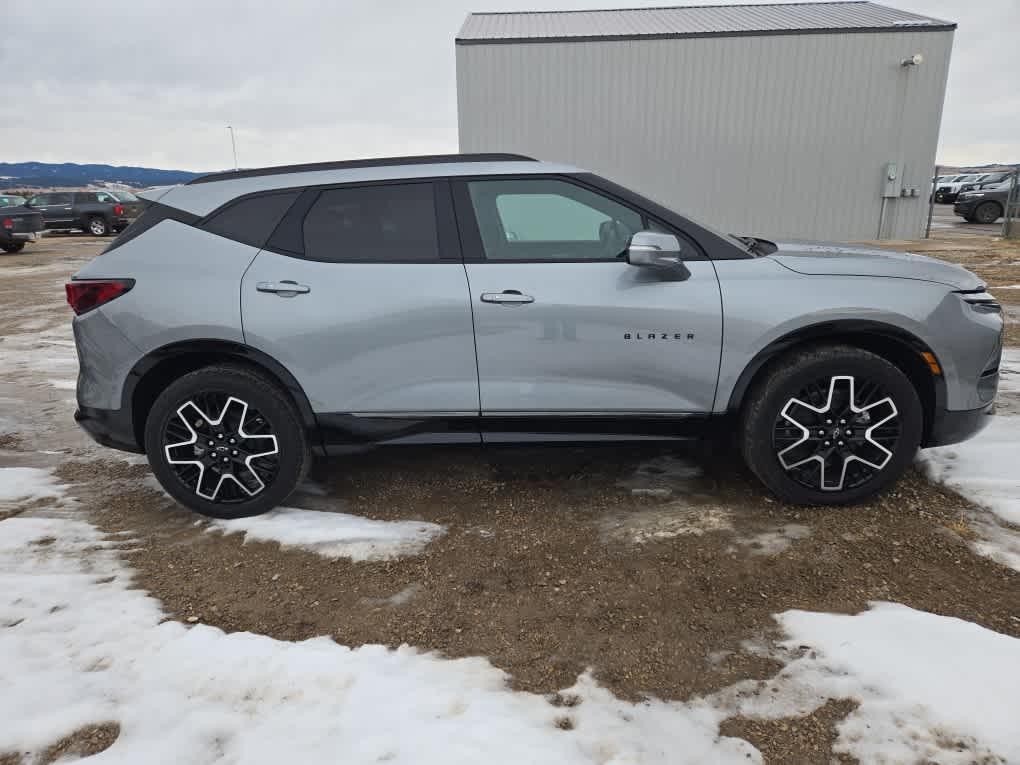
1004, 171, 1019, 239
227, 126, 239, 171
925, 164, 938, 238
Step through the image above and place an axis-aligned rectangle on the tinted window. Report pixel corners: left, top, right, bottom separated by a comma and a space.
203, 191, 300, 248
302, 183, 437, 262
50, 193, 72, 204
467, 179, 643, 261
76, 192, 97, 203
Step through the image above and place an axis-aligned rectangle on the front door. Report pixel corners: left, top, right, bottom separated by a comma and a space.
241, 180, 480, 434
454, 177, 722, 422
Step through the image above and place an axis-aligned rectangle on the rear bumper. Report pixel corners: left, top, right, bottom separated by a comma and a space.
925, 402, 995, 447
9, 230, 44, 241
75, 406, 143, 454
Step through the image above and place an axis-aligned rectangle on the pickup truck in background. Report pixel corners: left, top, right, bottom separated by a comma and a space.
25, 190, 139, 236
1, 203, 45, 253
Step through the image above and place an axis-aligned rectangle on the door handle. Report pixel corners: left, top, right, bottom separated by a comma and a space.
481, 290, 534, 305
257, 280, 310, 296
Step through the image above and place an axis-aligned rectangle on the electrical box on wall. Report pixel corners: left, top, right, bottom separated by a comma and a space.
882, 162, 901, 198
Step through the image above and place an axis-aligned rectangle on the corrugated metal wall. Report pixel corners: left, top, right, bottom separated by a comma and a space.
457, 30, 953, 241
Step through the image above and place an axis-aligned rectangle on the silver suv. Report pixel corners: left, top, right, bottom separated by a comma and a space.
67, 154, 1002, 517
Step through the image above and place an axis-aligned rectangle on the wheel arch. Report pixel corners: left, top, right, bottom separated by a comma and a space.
123, 340, 320, 452
726, 320, 946, 443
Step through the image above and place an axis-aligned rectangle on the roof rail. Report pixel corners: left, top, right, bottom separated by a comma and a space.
187, 153, 537, 185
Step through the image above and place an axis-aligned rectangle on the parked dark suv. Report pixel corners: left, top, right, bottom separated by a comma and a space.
26, 191, 137, 236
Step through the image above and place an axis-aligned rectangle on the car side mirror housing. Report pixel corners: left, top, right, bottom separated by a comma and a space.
626, 231, 691, 280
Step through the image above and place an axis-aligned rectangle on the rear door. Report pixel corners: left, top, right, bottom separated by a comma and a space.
28, 193, 74, 228
454, 176, 723, 424
241, 180, 480, 425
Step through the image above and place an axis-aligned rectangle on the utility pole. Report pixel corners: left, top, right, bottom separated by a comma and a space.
227, 126, 238, 171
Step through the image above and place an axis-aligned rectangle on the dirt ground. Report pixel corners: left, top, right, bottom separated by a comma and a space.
2, 231, 1019, 764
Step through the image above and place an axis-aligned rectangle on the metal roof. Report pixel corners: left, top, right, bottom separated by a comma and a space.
457, 2, 955, 44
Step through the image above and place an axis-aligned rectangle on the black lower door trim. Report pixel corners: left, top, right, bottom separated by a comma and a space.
316, 412, 711, 453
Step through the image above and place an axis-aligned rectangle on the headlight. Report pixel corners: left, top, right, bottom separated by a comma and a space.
957, 290, 1002, 314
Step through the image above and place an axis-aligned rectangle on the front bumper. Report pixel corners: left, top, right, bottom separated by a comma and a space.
953, 199, 980, 216
75, 405, 144, 453
925, 402, 995, 447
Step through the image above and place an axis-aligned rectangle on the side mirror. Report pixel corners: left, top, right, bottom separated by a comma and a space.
626, 231, 691, 280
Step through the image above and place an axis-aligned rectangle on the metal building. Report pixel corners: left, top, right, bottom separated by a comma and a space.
456, 1, 955, 241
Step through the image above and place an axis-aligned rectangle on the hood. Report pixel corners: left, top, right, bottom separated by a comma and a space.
768, 241, 984, 291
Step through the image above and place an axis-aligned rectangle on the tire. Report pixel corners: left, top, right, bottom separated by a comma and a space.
86, 216, 109, 236
740, 345, 922, 506
973, 201, 1002, 225
1, 241, 25, 253
143, 365, 310, 518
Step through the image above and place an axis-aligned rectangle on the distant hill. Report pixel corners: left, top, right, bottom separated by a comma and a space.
0, 162, 201, 189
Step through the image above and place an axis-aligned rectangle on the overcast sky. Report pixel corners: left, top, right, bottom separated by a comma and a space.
1, 0, 1015, 172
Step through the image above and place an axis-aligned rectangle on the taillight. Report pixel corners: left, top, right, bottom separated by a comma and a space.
1, 217, 12, 230
113, 204, 125, 216
65, 279, 135, 315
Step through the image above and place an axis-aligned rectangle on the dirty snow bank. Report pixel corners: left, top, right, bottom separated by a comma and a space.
0, 513, 760, 764
766, 603, 1020, 764
209, 506, 446, 561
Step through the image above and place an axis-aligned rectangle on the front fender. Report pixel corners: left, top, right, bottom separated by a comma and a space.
712, 258, 974, 412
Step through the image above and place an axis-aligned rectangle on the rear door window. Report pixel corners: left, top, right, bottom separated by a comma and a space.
202, 191, 300, 248
301, 183, 438, 262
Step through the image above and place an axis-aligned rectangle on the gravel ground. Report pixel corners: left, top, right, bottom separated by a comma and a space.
2, 232, 1019, 763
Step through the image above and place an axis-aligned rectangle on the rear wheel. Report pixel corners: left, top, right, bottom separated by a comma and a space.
87, 216, 109, 236
741, 345, 922, 506
1, 241, 25, 253
973, 201, 1002, 224
144, 365, 310, 518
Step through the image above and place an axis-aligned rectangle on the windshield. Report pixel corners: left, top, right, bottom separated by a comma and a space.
980, 173, 1009, 184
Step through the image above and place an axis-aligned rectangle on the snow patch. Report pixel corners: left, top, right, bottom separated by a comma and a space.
0, 466, 66, 505
919, 416, 1020, 571
759, 603, 1020, 764
998, 347, 1020, 394
919, 416, 1020, 526
0, 513, 762, 764
209, 506, 445, 561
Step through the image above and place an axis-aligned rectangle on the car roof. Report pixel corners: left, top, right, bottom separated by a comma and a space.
157, 154, 587, 217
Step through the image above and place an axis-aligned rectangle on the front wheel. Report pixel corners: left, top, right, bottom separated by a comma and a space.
1, 241, 25, 253
973, 201, 1003, 224
144, 365, 310, 518
740, 345, 922, 506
